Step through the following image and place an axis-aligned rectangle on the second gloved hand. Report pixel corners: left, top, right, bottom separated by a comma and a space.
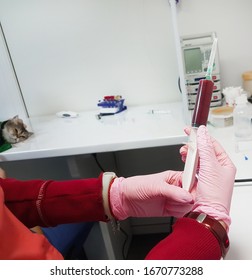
109, 171, 194, 220
192, 126, 236, 229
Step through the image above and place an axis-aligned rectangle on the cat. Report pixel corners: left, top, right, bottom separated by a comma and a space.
0, 115, 33, 145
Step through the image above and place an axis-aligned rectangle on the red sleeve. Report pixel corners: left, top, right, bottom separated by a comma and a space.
0, 187, 63, 260
145, 217, 222, 260
0, 173, 107, 228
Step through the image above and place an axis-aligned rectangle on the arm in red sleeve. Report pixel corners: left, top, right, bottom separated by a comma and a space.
0, 173, 107, 228
0, 187, 63, 260
145, 218, 222, 260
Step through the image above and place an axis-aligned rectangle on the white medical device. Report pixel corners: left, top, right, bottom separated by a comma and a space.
180, 32, 222, 110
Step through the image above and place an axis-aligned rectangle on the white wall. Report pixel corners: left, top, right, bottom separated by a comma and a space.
0, 0, 177, 117
0, 0, 252, 117
0, 24, 28, 120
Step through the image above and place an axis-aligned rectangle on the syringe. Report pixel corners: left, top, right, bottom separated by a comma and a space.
182, 38, 217, 192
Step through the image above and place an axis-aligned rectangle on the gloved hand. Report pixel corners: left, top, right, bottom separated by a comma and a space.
182, 126, 236, 229
109, 171, 194, 220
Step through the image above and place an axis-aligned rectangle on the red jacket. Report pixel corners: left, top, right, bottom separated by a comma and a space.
0, 176, 222, 260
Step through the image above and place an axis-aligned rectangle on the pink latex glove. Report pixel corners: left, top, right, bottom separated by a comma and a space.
109, 171, 194, 220
184, 126, 236, 229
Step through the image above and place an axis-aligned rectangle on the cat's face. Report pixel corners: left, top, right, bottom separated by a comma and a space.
1, 116, 33, 144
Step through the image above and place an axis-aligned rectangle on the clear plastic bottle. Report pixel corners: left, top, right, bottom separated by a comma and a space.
233, 94, 252, 139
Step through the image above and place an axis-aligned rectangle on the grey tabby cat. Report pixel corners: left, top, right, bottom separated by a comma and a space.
0, 115, 33, 145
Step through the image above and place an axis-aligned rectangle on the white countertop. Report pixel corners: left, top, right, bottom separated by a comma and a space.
208, 125, 252, 181
0, 102, 187, 161
1, 101, 252, 181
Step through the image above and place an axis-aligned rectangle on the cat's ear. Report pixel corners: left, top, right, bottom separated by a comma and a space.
12, 115, 23, 125
12, 115, 19, 123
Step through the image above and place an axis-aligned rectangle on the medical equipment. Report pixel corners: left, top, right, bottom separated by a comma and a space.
97, 95, 127, 115
210, 106, 234, 127
180, 32, 222, 110
182, 39, 217, 192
